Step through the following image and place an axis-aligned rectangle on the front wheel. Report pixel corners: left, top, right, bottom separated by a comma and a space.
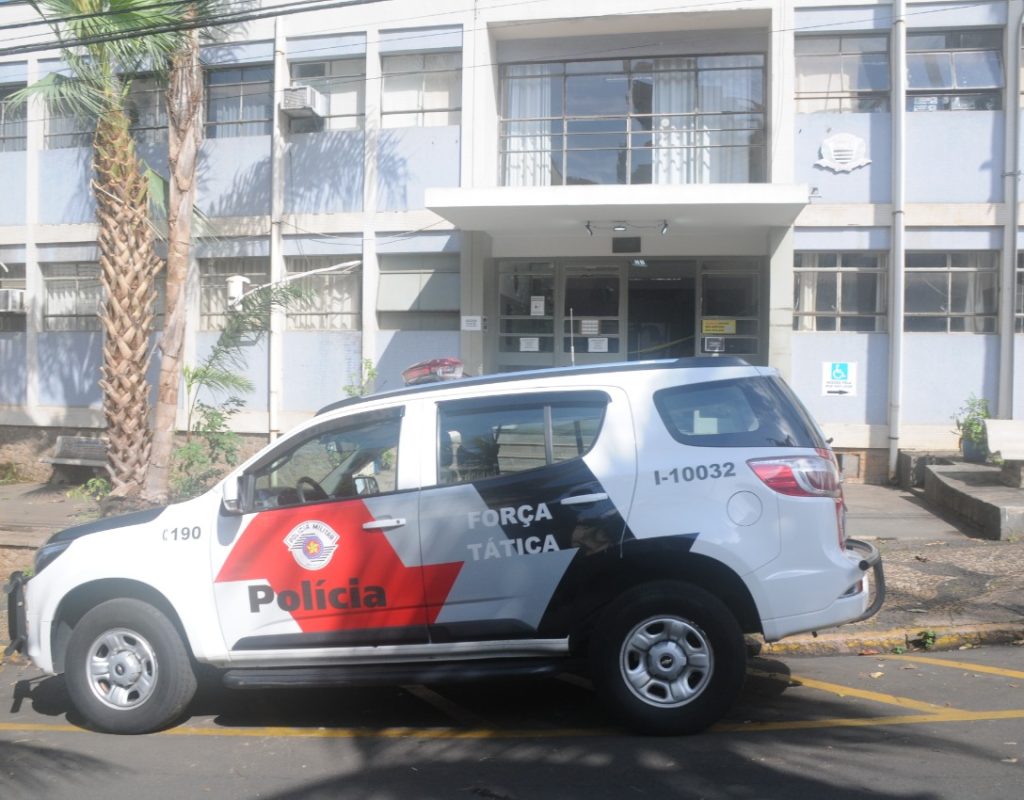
591, 581, 746, 735
64, 598, 197, 734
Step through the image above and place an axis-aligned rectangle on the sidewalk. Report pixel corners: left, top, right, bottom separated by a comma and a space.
2, 481, 1023, 655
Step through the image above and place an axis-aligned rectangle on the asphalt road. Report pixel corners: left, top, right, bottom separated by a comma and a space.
0, 646, 1022, 799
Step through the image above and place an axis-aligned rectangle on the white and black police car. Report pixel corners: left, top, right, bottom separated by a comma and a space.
6, 358, 883, 735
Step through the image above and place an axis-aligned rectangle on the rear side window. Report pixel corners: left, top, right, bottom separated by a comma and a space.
654, 377, 826, 448
437, 392, 607, 485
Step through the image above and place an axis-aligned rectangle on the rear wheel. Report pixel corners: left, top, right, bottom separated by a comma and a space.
591, 581, 746, 735
64, 598, 197, 734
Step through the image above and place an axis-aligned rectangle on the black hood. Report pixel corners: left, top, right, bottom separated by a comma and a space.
48, 506, 167, 545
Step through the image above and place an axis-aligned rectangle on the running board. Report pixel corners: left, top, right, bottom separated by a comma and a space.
223, 658, 577, 689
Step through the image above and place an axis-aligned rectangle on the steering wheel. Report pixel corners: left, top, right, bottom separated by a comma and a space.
296, 476, 328, 503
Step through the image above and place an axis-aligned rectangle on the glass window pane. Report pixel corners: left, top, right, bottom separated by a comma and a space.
842, 36, 888, 54
813, 272, 837, 312
564, 274, 619, 317
795, 37, 840, 56
953, 50, 1003, 89
848, 52, 890, 92
841, 272, 883, 313
566, 74, 629, 116
703, 275, 758, 317
905, 273, 948, 313
908, 33, 949, 51
907, 52, 954, 90
840, 253, 880, 269
906, 253, 946, 269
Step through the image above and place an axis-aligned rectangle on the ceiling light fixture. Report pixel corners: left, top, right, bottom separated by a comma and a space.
661, 220, 669, 235
612, 222, 628, 232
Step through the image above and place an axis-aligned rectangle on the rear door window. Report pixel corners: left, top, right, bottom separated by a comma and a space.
654, 377, 825, 448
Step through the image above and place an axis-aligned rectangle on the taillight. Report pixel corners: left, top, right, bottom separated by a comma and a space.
747, 454, 841, 498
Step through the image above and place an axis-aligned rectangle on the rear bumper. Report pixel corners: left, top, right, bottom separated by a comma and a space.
761, 537, 885, 642
3, 571, 27, 657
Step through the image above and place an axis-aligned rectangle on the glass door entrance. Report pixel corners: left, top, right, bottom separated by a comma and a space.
495, 258, 763, 371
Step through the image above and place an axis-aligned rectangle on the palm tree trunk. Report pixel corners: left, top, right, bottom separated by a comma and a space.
144, 26, 202, 504
93, 106, 161, 497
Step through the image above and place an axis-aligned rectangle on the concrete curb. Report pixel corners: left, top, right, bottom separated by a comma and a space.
761, 622, 1024, 657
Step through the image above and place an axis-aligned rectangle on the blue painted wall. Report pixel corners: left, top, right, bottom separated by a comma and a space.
195, 332, 269, 411
0, 153, 25, 225
285, 131, 364, 214
902, 334, 998, 424
38, 149, 95, 224
795, 113, 891, 203
37, 331, 103, 407
197, 137, 272, 217
377, 126, 460, 212
281, 331, 363, 411
789, 333, 889, 426
374, 330, 460, 392
906, 112, 1003, 203
0, 333, 26, 405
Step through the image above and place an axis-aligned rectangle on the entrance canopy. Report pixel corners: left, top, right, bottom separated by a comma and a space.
426, 184, 808, 234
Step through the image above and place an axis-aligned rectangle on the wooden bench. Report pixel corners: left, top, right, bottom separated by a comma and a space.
983, 419, 1024, 487
40, 436, 109, 473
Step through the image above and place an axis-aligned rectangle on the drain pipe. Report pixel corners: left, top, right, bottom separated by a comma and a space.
888, 0, 907, 479
999, 2, 1024, 419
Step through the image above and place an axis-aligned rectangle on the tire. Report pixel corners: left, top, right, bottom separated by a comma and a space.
591, 581, 746, 735
64, 598, 197, 734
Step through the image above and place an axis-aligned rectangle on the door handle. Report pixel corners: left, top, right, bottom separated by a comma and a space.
362, 518, 406, 531
560, 493, 608, 506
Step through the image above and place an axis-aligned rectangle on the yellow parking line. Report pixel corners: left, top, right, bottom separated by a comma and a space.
889, 654, 1024, 680
714, 707, 1024, 734
749, 669, 953, 713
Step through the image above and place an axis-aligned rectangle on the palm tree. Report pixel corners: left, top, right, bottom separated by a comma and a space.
22, 0, 191, 497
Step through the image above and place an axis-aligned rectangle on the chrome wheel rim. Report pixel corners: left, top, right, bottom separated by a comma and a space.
84, 628, 158, 711
619, 615, 713, 708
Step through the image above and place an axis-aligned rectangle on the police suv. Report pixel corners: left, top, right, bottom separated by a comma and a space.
6, 358, 883, 735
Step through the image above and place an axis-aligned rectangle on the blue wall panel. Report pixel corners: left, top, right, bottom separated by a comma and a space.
0, 153, 26, 225
795, 113, 891, 204
39, 149, 95, 224
374, 330, 460, 393
195, 332, 269, 411
789, 333, 889, 426
0, 333, 26, 405
37, 331, 102, 407
281, 331, 363, 412
197, 137, 272, 217
906, 112, 1003, 203
285, 131, 364, 214
377, 127, 460, 212
902, 334, 998, 425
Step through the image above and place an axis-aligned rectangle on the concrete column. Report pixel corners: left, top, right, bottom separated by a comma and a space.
267, 18, 288, 439
361, 27, 382, 374
24, 56, 41, 415
459, 231, 491, 376
767, 226, 794, 380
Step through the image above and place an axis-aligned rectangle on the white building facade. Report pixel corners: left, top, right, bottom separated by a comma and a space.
1, 0, 1023, 482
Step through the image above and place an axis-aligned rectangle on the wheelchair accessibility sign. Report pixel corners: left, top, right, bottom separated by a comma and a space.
822, 362, 857, 396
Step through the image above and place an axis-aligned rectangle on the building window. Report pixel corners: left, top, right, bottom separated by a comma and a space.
199, 257, 270, 330
904, 252, 997, 332
381, 52, 461, 128
907, 29, 1003, 111
45, 98, 94, 149
376, 254, 459, 330
285, 256, 361, 330
499, 55, 765, 187
289, 59, 364, 133
1013, 254, 1024, 332
42, 263, 102, 331
205, 65, 273, 138
795, 35, 890, 112
0, 84, 27, 152
0, 263, 26, 332
793, 252, 887, 332
128, 76, 168, 145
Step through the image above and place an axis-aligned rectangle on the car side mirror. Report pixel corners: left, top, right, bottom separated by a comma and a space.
222, 474, 254, 516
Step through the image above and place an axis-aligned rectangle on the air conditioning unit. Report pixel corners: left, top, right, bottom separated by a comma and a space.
281, 85, 328, 119
0, 288, 26, 313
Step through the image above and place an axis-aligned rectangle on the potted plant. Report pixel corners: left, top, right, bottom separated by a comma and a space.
953, 395, 990, 463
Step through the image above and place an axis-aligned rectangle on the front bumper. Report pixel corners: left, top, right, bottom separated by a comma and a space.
3, 571, 27, 657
